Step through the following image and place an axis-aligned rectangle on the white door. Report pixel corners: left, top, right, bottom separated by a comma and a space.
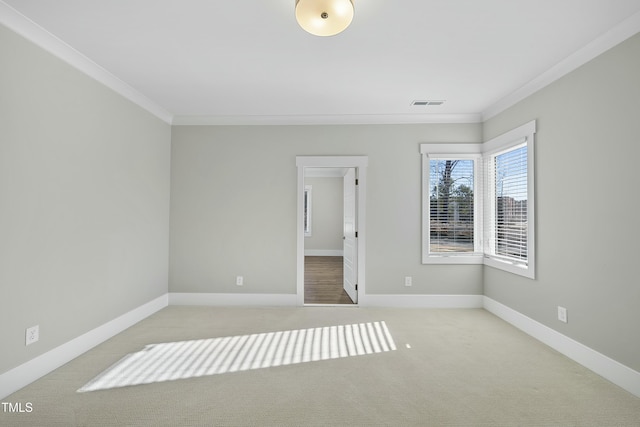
343, 168, 358, 303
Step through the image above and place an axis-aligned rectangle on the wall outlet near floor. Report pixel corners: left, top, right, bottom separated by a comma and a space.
26, 325, 39, 346
236, 276, 243, 286
404, 276, 412, 287
557, 306, 568, 323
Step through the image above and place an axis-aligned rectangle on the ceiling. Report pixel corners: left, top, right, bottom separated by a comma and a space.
3, 0, 640, 125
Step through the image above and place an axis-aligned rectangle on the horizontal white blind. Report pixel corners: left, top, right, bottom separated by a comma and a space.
429, 159, 474, 253
493, 144, 528, 263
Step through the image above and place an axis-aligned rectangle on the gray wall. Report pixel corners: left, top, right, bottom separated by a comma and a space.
169, 124, 484, 296
304, 177, 343, 253
6, 11, 637, 385
483, 33, 640, 371
0, 26, 171, 374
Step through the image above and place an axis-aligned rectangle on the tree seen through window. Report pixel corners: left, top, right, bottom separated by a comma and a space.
429, 159, 474, 253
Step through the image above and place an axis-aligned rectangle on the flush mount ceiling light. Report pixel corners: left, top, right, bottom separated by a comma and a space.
295, 0, 354, 37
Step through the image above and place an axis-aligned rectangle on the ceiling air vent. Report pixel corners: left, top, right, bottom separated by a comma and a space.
412, 100, 445, 106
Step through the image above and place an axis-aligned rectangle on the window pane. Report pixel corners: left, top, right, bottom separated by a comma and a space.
304, 190, 308, 232
494, 146, 527, 261
429, 159, 474, 252
304, 186, 311, 236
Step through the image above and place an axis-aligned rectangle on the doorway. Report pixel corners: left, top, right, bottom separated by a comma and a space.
303, 168, 353, 304
296, 156, 368, 306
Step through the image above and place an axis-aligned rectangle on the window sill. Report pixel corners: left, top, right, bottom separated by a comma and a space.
423, 254, 535, 279
423, 254, 484, 265
484, 256, 534, 279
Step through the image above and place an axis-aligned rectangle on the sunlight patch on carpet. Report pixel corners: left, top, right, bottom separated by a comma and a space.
78, 321, 396, 392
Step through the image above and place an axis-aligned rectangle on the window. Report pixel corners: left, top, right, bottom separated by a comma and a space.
421, 120, 535, 278
488, 144, 528, 261
430, 159, 475, 252
304, 185, 312, 237
483, 121, 535, 278
421, 145, 483, 264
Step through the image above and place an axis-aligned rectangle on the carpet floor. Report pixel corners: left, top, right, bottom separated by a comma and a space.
2, 306, 639, 426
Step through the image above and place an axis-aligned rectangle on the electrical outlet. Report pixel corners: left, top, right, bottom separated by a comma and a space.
557, 306, 568, 323
404, 276, 412, 287
26, 325, 39, 346
236, 276, 243, 286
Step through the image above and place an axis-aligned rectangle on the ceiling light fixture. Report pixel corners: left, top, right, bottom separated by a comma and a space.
295, 0, 354, 37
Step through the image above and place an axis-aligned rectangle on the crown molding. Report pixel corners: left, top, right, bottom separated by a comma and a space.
483, 10, 640, 121
5, 0, 638, 127
0, 1, 173, 124
171, 113, 483, 126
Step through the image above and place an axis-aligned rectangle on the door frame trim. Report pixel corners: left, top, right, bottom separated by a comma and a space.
296, 156, 368, 306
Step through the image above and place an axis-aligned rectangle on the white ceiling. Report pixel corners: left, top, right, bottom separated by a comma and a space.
3, 0, 640, 125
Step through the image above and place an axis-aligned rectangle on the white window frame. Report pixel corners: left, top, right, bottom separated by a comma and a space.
421, 145, 483, 264
420, 120, 536, 279
483, 121, 536, 279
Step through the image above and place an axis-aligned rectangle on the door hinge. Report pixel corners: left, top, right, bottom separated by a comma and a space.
355, 231, 358, 238
355, 284, 358, 291
355, 179, 358, 185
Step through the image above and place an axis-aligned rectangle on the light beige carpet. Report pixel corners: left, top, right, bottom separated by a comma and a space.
2, 306, 639, 426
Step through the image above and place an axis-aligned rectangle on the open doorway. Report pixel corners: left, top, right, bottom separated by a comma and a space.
303, 168, 353, 304
296, 156, 368, 306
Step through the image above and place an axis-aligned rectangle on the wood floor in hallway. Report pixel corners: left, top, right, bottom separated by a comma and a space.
304, 256, 354, 305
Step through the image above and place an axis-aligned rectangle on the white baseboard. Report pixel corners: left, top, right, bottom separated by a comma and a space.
361, 294, 484, 308
0, 294, 168, 400
483, 296, 640, 398
6, 292, 637, 400
169, 293, 298, 306
169, 293, 483, 308
304, 249, 344, 256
